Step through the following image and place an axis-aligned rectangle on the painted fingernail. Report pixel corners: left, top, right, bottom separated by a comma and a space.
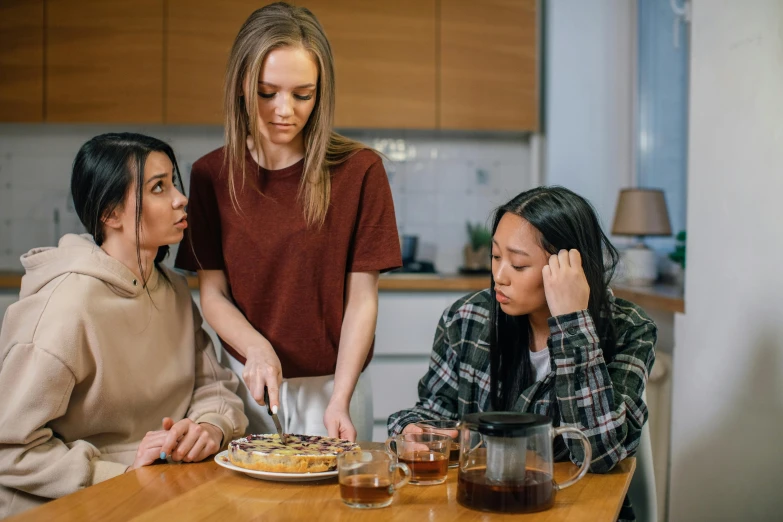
160, 451, 166, 460
271, 405, 278, 415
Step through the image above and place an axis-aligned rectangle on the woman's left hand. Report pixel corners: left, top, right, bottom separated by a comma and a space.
160, 417, 223, 463
323, 403, 356, 442
542, 249, 590, 317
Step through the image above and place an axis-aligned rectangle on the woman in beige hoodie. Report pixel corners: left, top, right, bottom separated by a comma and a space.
0, 133, 249, 518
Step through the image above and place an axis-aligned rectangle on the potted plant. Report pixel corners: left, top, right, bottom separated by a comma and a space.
668, 230, 686, 285
463, 221, 492, 271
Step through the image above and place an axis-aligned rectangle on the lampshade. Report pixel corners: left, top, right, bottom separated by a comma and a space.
611, 188, 672, 237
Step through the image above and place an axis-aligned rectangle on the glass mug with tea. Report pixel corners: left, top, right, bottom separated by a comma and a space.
337, 450, 411, 509
458, 412, 592, 514
415, 419, 461, 468
385, 432, 451, 485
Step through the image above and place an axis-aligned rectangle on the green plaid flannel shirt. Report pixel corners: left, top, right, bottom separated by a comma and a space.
387, 289, 656, 521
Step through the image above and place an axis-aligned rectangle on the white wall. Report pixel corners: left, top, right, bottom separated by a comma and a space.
544, 0, 636, 227
669, 2, 783, 521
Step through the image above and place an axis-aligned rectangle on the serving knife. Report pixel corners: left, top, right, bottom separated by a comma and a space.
263, 387, 287, 445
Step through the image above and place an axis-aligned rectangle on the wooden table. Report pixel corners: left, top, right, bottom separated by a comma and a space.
9, 445, 635, 522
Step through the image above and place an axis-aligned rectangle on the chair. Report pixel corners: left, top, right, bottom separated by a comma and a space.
627, 390, 658, 522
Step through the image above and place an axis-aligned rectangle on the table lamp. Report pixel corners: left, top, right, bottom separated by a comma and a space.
611, 188, 672, 286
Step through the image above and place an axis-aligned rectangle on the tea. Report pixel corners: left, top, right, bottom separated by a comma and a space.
457, 468, 555, 513
449, 443, 460, 466
340, 474, 393, 507
399, 451, 449, 484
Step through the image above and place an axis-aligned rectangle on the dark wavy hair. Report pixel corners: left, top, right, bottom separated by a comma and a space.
70, 132, 184, 287
489, 186, 620, 411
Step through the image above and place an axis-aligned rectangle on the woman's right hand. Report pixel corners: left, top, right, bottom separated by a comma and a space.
401, 423, 424, 435
396, 423, 439, 454
127, 430, 169, 472
243, 346, 283, 412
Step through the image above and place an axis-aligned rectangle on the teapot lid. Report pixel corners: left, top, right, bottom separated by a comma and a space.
463, 412, 550, 437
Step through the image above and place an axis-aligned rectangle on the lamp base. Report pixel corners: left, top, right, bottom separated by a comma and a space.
619, 244, 658, 286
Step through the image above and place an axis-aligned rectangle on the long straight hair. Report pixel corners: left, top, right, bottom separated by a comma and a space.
488, 186, 620, 411
223, 1, 367, 227
71, 132, 184, 288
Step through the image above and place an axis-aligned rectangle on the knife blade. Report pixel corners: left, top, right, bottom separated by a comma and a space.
263, 387, 287, 445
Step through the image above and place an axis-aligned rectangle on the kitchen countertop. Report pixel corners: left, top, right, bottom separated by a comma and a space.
0, 272, 22, 290
611, 281, 685, 314
0, 271, 684, 313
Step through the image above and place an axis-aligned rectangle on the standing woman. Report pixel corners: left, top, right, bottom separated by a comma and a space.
176, 2, 401, 441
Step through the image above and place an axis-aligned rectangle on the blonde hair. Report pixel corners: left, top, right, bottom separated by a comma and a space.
224, 2, 367, 227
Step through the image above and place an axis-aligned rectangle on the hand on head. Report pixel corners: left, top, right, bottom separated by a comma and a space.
542, 249, 590, 317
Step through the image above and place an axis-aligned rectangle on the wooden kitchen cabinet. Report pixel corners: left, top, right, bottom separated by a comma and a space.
165, 1, 272, 124
439, 0, 538, 131
2, 1, 537, 129
0, 0, 44, 122
302, 0, 437, 129
166, 0, 437, 129
46, 0, 164, 123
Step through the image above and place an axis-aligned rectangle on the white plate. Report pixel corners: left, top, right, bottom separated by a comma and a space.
214, 450, 338, 482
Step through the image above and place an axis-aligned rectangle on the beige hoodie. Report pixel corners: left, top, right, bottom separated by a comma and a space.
0, 234, 248, 518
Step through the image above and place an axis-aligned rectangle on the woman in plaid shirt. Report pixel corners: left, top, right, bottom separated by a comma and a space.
388, 186, 656, 521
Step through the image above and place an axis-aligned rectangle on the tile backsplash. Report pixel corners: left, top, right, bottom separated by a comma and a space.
0, 125, 535, 273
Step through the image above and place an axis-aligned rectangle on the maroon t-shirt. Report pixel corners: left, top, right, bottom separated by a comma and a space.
175, 147, 401, 378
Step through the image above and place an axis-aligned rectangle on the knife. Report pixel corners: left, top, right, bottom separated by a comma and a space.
263, 387, 287, 445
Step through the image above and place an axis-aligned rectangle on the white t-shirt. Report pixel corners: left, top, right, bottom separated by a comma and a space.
529, 348, 552, 382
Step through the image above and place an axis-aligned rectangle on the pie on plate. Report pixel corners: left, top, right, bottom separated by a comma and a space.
214, 451, 337, 482
227, 434, 360, 473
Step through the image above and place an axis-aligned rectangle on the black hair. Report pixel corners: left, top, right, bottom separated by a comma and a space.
70, 132, 184, 287
488, 186, 620, 411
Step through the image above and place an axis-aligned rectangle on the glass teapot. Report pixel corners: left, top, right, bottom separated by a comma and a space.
457, 412, 592, 514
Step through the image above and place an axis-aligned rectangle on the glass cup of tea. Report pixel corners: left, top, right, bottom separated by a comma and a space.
416, 419, 461, 468
385, 432, 451, 485
337, 450, 411, 509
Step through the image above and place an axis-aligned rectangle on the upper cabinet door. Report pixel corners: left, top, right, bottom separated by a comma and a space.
46, 0, 164, 123
166, 1, 271, 124
302, 0, 437, 129
439, 0, 538, 131
0, 0, 44, 122
167, 1, 436, 129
